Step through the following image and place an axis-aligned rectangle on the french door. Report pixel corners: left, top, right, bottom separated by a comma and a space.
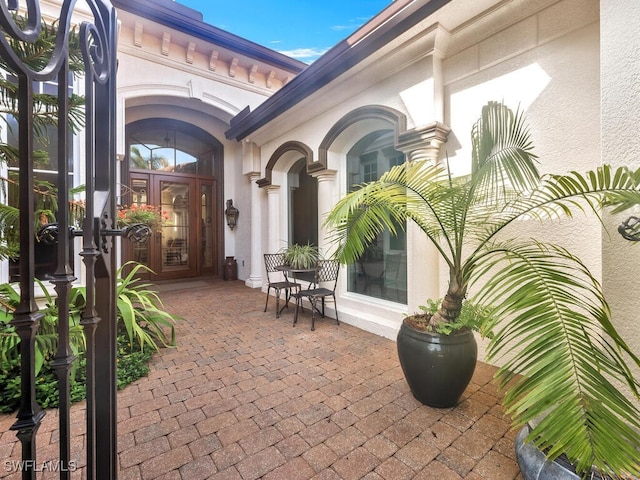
126, 172, 218, 280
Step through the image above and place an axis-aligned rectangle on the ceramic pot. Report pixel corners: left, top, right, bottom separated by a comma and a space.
515, 424, 638, 480
223, 256, 238, 281
396, 321, 477, 408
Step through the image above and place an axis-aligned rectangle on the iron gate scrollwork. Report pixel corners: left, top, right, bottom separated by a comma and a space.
0, 1, 119, 479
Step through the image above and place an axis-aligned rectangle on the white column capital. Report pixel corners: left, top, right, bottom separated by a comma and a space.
311, 169, 337, 183
396, 122, 451, 164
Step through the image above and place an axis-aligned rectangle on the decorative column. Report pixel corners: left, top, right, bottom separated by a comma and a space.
395, 122, 451, 311
395, 122, 451, 164
312, 169, 337, 256
245, 173, 263, 288
265, 185, 281, 254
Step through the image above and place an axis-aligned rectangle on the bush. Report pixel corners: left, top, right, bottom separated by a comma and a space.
0, 333, 154, 413
0, 261, 177, 413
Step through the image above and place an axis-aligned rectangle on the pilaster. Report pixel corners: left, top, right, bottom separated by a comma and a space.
265, 185, 282, 254
311, 169, 337, 256
245, 172, 263, 288
396, 122, 451, 164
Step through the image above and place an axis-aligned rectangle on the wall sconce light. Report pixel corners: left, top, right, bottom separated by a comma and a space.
225, 199, 239, 230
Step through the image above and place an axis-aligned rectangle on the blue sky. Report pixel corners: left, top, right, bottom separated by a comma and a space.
173, 0, 392, 63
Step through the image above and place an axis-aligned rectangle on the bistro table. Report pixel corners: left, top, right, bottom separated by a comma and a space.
274, 265, 316, 316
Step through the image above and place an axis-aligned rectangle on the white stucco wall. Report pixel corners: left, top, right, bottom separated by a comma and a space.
600, 1, 640, 373
249, 0, 603, 345
113, 11, 301, 281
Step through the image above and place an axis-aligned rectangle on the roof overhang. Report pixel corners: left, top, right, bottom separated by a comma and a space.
111, 0, 308, 73
224, 0, 453, 142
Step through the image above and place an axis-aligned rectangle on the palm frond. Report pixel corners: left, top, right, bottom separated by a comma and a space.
473, 165, 640, 246
470, 101, 539, 203
473, 241, 640, 477
325, 161, 466, 269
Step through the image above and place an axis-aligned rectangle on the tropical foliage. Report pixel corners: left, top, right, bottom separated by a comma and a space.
0, 16, 86, 261
325, 101, 640, 477
0, 280, 85, 375
0, 262, 178, 412
282, 242, 320, 269
72, 262, 176, 351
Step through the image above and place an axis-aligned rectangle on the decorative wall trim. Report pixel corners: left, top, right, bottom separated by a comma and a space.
396, 122, 451, 163
317, 105, 407, 172
186, 41, 196, 63
257, 141, 313, 188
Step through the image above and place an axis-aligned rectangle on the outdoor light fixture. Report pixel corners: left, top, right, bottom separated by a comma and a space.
619, 216, 640, 242
225, 199, 239, 230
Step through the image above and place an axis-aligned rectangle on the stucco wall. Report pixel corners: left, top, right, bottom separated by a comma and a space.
250, 0, 603, 344
600, 1, 640, 374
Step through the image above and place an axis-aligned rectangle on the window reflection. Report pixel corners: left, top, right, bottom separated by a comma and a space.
129, 127, 214, 175
346, 130, 408, 304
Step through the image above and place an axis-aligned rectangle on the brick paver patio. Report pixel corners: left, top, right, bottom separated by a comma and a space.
0, 278, 522, 479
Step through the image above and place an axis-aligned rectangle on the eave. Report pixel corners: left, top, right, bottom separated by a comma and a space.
224, 0, 452, 142
111, 0, 308, 73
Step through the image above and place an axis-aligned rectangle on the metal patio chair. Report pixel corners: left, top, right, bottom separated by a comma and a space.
264, 253, 301, 318
293, 259, 341, 331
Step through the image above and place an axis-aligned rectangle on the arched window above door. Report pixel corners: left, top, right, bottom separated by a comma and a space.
128, 119, 222, 176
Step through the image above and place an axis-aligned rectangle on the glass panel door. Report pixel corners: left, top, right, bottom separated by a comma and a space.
157, 177, 196, 278
130, 176, 151, 266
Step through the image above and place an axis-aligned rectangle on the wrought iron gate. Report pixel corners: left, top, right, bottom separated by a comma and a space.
1, 1, 119, 479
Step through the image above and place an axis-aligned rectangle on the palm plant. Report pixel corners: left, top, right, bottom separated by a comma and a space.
0, 16, 86, 261
325, 101, 640, 478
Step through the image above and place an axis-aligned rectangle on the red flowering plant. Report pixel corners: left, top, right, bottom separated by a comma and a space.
117, 204, 168, 231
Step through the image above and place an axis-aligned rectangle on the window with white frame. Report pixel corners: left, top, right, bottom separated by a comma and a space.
346, 130, 407, 303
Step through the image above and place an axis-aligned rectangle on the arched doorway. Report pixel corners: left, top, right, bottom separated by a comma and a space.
122, 118, 224, 280
288, 158, 318, 247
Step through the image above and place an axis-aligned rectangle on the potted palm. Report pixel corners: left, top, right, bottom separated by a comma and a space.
325, 101, 640, 478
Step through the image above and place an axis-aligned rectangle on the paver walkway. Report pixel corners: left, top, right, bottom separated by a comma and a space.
0, 278, 522, 479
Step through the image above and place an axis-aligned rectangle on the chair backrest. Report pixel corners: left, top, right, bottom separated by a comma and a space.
385, 253, 402, 279
314, 259, 340, 290
264, 253, 286, 282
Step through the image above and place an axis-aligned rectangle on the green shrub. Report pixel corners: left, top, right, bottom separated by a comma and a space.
0, 261, 177, 413
0, 333, 154, 413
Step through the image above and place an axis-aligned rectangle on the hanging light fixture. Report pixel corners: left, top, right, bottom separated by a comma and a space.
162, 131, 171, 148
225, 199, 239, 230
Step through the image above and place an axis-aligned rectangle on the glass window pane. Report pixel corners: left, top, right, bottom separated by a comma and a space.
161, 181, 190, 270
129, 127, 219, 176
200, 184, 214, 268
346, 130, 407, 303
128, 178, 150, 265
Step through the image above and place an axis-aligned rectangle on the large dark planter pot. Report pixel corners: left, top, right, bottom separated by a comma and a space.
515, 424, 639, 480
396, 321, 477, 408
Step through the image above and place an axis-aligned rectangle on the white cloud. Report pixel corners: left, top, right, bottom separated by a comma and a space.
278, 47, 329, 62
331, 16, 373, 32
